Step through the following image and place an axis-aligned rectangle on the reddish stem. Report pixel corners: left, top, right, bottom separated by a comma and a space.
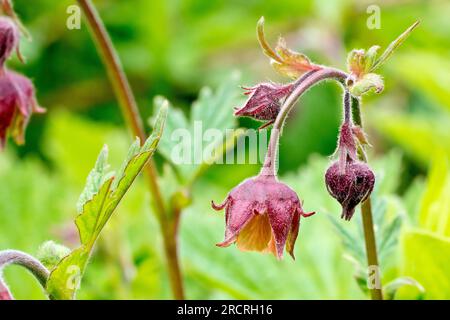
77, 0, 184, 299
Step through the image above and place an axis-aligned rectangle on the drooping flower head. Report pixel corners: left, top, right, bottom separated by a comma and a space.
234, 82, 293, 128
0, 16, 20, 69
325, 122, 375, 220
212, 174, 314, 259
0, 70, 45, 148
325, 160, 375, 220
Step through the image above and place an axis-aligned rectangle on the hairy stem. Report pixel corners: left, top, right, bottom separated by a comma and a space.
77, 0, 184, 299
261, 67, 348, 176
343, 90, 351, 125
164, 207, 184, 299
261, 66, 382, 300
351, 98, 383, 300
0, 250, 50, 300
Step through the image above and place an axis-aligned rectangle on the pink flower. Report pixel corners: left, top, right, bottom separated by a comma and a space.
234, 83, 293, 127
0, 70, 45, 148
212, 174, 314, 259
0, 16, 20, 69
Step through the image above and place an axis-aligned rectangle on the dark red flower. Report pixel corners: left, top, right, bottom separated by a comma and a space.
234, 82, 293, 127
0, 70, 45, 148
325, 161, 375, 221
212, 174, 314, 259
0, 16, 20, 69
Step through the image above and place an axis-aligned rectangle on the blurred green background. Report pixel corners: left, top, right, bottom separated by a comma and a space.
1, 0, 449, 299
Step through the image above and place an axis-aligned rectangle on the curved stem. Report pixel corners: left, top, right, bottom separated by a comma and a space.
77, 0, 184, 299
260, 66, 382, 300
0, 250, 50, 300
351, 99, 383, 300
261, 67, 348, 176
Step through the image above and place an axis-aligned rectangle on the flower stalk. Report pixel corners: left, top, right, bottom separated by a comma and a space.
260, 65, 382, 299
0, 250, 50, 300
76, 0, 184, 299
261, 67, 348, 176
351, 98, 383, 300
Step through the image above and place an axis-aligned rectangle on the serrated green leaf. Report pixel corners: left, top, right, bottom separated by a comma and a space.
153, 73, 240, 182
379, 215, 402, 257
111, 138, 141, 191
143, 101, 168, 152
370, 21, 420, 72
372, 197, 388, 229
369, 196, 405, 266
76, 177, 114, 246
76, 145, 110, 213
46, 106, 167, 300
327, 214, 366, 264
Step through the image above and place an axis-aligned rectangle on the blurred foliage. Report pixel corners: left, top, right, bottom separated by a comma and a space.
155, 72, 241, 182
1, 0, 449, 299
398, 155, 450, 299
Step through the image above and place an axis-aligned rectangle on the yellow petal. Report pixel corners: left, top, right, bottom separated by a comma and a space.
236, 213, 272, 252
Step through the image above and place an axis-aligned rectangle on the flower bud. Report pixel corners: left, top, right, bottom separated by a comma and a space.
212, 174, 314, 259
234, 82, 293, 127
37, 241, 70, 270
325, 160, 375, 220
0, 16, 19, 68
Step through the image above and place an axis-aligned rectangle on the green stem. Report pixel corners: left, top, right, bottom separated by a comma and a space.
351, 96, 362, 127
77, 0, 184, 299
351, 98, 383, 300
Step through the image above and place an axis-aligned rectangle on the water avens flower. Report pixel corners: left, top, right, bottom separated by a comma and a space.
234, 82, 294, 128
212, 174, 314, 259
0, 70, 45, 148
325, 160, 375, 221
325, 119, 375, 221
